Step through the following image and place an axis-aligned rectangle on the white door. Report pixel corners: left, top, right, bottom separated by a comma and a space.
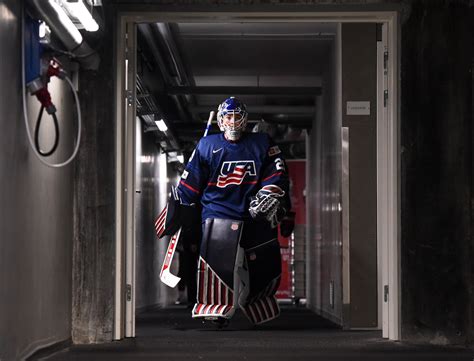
114, 20, 138, 340
377, 21, 400, 340
124, 22, 137, 338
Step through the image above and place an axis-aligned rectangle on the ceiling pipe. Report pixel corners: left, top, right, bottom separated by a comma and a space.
166, 86, 322, 96
153, 23, 202, 122
138, 25, 188, 148
154, 23, 189, 86
138, 24, 195, 130
28, 0, 100, 70
137, 25, 173, 84
190, 105, 315, 115
136, 73, 182, 150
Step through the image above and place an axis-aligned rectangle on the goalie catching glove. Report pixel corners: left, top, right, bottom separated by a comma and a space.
155, 186, 197, 239
249, 185, 286, 227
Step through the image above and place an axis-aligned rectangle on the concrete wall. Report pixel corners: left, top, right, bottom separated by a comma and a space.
70, 2, 116, 344
400, 0, 473, 344
0, 1, 74, 359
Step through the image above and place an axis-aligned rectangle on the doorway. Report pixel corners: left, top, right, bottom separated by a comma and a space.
114, 10, 399, 342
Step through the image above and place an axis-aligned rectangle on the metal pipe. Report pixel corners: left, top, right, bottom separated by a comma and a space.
190, 105, 316, 115
152, 23, 196, 119
28, 0, 100, 70
154, 23, 193, 87
137, 25, 183, 150
139, 24, 190, 120
166, 86, 322, 96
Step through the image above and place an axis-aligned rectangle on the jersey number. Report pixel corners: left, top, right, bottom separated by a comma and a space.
275, 158, 285, 171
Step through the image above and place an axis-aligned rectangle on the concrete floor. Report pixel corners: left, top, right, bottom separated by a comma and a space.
42, 305, 473, 360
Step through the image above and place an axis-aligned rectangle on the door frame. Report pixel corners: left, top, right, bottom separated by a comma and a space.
114, 8, 400, 341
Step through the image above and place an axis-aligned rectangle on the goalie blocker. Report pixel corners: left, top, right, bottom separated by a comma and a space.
192, 218, 281, 325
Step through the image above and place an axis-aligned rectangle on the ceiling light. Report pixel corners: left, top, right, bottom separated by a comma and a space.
48, 0, 83, 44
155, 119, 168, 132
140, 155, 153, 163
62, 0, 99, 32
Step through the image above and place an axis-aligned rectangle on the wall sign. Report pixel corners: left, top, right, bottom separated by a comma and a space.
346, 101, 370, 115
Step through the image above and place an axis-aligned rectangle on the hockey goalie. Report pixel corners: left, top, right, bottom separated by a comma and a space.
156, 97, 290, 327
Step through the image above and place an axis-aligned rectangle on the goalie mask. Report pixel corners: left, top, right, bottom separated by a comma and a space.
217, 97, 248, 141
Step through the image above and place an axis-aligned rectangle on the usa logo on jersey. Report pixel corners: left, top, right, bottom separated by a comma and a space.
217, 160, 256, 188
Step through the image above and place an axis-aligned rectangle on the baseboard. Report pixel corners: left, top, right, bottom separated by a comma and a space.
311, 305, 343, 327
25, 338, 71, 361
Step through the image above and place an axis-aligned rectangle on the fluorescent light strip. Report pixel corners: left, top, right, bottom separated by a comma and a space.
48, 0, 83, 44
155, 119, 168, 132
62, 0, 99, 32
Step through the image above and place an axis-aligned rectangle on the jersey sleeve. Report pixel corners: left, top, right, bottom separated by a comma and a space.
260, 136, 290, 206
177, 140, 209, 205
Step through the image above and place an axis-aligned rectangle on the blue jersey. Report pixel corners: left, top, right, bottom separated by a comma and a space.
177, 132, 289, 221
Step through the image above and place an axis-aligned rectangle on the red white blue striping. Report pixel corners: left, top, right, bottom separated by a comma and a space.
241, 275, 281, 324
192, 256, 235, 319
216, 161, 256, 188
154, 204, 167, 238
241, 296, 280, 324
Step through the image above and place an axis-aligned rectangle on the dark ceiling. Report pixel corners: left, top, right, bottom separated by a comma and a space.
136, 21, 336, 158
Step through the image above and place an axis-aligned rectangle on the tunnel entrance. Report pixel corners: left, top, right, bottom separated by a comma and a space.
113, 9, 400, 343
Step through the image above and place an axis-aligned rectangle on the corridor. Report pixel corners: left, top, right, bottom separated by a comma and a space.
2, 1, 474, 360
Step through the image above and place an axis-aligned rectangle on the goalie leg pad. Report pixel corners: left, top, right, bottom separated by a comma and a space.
192, 218, 244, 320
241, 295, 280, 325
242, 238, 281, 302
238, 222, 282, 324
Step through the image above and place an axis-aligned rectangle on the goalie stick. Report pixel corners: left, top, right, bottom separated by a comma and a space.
160, 111, 215, 288
159, 228, 182, 288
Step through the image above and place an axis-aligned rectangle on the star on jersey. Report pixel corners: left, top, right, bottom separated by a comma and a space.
217, 160, 257, 188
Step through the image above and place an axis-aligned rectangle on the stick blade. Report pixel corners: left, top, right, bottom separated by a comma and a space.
160, 267, 181, 288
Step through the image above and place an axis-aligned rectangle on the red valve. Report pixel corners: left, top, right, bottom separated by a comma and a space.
34, 87, 56, 114
46, 58, 66, 80
28, 57, 66, 114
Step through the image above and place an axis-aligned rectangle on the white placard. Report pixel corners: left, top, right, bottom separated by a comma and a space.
347, 101, 370, 115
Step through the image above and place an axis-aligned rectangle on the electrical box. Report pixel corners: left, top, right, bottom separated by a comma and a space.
24, 16, 42, 85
